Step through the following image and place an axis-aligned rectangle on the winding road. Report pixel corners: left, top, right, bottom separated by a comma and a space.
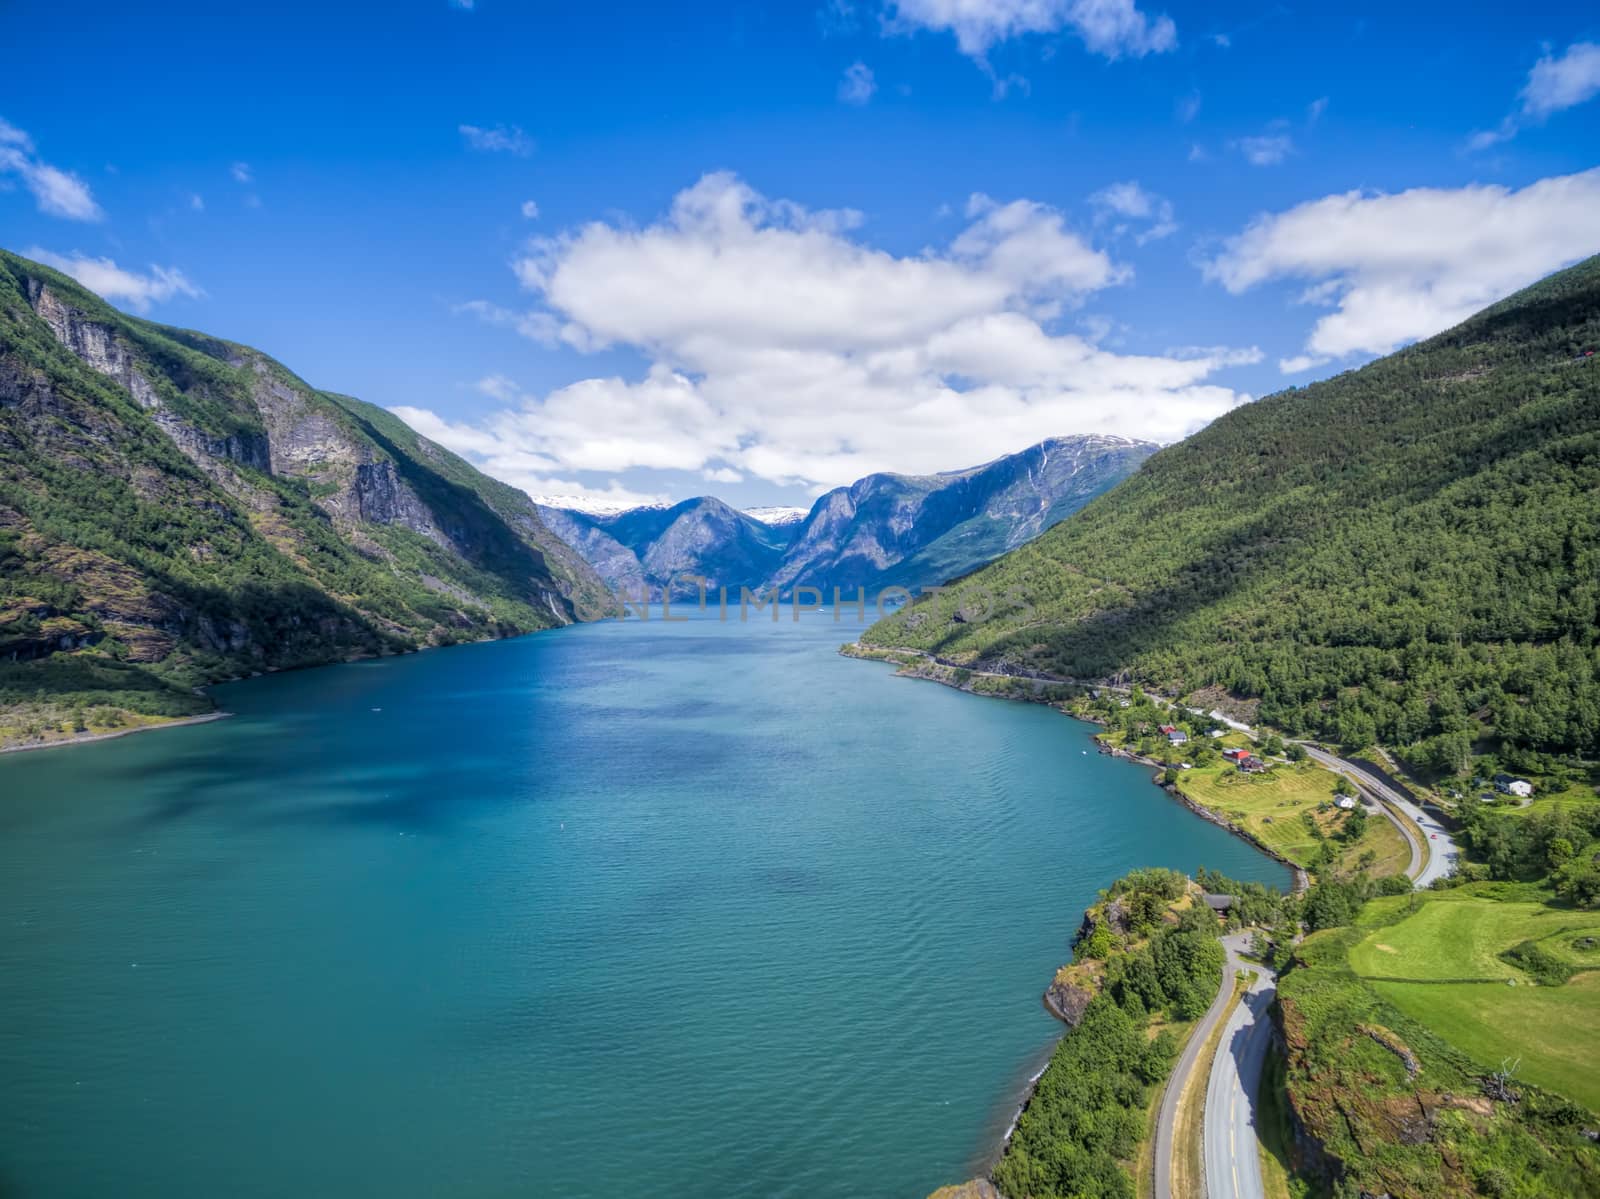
1202, 937, 1277, 1199
1153, 932, 1247, 1199
1158, 754, 1459, 1199
1301, 746, 1460, 888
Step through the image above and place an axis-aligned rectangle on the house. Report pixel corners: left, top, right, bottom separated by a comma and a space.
1207, 728, 1226, 739
1119, 699, 1131, 709
1222, 747, 1249, 761
1336, 796, 1358, 810
1159, 724, 1177, 734
1167, 729, 1189, 745
1493, 773, 1534, 798
1239, 755, 1268, 774
1203, 894, 1235, 917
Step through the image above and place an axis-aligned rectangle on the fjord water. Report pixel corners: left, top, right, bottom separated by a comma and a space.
0, 611, 1285, 1198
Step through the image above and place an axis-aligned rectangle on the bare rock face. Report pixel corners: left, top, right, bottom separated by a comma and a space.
1044, 978, 1096, 1027
27, 282, 271, 473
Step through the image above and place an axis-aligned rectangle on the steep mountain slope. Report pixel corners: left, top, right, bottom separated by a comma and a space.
0, 248, 610, 741
863, 255, 1600, 761
541, 435, 1154, 600
537, 496, 798, 598
768, 434, 1154, 596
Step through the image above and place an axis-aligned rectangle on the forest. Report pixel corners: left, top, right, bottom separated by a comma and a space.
864, 255, 1600, 767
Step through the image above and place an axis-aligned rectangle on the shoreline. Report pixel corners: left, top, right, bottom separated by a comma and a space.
1, 711, 231, 756
840, 642, 1308, 1187
840, 642, 1309, 893
0, 615, 589, 759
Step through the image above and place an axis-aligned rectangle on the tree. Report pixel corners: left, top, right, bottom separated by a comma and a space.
1286, 742, 1308, 762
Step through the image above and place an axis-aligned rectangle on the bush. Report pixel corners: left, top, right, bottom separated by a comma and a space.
1499, 939, 1576, 986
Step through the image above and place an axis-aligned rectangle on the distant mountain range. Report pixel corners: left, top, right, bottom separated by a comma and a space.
538, 435, 1157, 599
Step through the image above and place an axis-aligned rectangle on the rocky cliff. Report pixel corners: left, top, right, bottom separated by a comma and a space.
0, 247, 610, 740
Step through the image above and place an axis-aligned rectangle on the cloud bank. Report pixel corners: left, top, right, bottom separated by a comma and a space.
399, 173, 1257, 499
26, 248, 202, 312
884, 0, 1177, 60
1205, 168, 1600, 365
0, 117, 102, 221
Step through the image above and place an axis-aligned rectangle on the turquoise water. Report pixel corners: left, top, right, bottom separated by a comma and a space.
0, 611, 1286, 1198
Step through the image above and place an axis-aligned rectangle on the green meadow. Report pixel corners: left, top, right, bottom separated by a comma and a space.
1348, 889, 1600, 1109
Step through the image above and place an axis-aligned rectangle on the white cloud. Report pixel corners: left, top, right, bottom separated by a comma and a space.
230, 161, 253, 184
1176, 90, 1201, 123
25, 248, 202, 313
520, 199, 540, 219
702, 466, 744, 484
838, 61, 878, 105
1234, 132, 1293, 166
1307, 96, 1328, 124
1469, 41, 1600, 149
1521, 41, 1600, 117
1278, 354, 1328, 374
884, 0, 1176, 61
189, 193, 205, 211
0, 118, 102, 221
1089, 180, 1177, 243
475, 374, 520, 402
1204, 168, 1600, 359
459, 124, 535, 156
450, 0, 475, 9
419, 172, 1257, 497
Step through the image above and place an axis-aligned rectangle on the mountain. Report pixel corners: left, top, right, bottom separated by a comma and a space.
540, 435, 1155, 600
0, 248, 611, 741
766, 434, 1155, 596
863, 255, 1600, 763
536, 496, 801, 598
741, 505, 809, 527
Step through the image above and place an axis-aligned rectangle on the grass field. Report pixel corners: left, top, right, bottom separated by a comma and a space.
1348, 890, 1600, 1109
1370, 975, 1600, 1110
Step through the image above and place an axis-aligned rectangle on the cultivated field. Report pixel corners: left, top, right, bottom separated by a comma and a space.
1176, 759, 1404, 875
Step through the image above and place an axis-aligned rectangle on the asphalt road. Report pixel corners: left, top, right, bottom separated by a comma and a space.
1302, 746, 1460, 887
1153, 931, 1245, 1199
1203, 935, 1278, 1199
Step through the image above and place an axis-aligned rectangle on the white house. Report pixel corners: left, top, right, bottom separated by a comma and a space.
1336, 796, 1358, 810
1507, 779, 1533, 798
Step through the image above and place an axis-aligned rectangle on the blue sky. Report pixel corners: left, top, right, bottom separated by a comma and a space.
4, 0, 1598, 509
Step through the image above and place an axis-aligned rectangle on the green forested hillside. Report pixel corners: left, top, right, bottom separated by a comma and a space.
864, 256, 1600, 765
0, 248, 610, 744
